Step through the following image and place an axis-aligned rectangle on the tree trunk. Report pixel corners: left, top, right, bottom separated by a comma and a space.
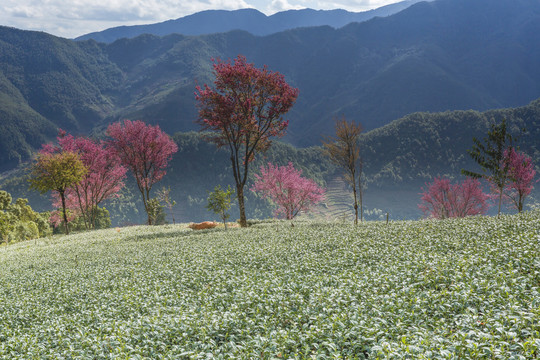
352, 186, 358, 225
230, 152, 248, 228
143, 188, 152, 225
144, 200, 152, 225
90, 206, 97, 230
497, 187, 503, 216
237, 185, 247, 227
60, 190, 70, 235
222, 211, 228, 230
358, 177, 363, 222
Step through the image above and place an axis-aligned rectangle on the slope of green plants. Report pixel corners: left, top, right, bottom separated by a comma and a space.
0, 212, 538, 358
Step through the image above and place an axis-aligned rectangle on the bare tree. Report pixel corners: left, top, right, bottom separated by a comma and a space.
322, 117, 364, 224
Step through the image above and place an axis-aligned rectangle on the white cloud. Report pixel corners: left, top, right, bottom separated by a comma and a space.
269, 0, 304, 13
0, 0, 401, 38
263, 0, 403, 13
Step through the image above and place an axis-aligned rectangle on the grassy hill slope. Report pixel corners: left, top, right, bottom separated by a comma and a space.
0, 213, 538, 357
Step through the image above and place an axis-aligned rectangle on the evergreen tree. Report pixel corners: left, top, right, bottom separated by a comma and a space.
462, 118, 514, 215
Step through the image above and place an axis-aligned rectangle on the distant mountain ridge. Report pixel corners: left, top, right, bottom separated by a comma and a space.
75, 0, 426, 43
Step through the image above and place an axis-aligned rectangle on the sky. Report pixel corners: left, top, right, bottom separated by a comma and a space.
0, 0, 406, 39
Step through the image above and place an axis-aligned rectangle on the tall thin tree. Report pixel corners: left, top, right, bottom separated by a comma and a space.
322, 117, 364, 224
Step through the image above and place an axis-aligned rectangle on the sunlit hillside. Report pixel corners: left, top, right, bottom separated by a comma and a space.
0, 212, 538, 358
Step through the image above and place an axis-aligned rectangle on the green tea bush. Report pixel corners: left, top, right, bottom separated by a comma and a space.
0, 212, 538, 358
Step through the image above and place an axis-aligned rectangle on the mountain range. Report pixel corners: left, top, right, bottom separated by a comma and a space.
1, 0, 540, 174
75, 0, 426, 43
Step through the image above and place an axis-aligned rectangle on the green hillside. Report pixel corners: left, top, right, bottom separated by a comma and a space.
0, 213, 538, 357
361, 99, 540, 185
0, 72, 56, 168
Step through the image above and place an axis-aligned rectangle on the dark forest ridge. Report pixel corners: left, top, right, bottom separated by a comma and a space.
74, 0, 426, 43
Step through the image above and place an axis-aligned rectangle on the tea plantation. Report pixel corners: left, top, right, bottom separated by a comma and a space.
0, 213, 538, 358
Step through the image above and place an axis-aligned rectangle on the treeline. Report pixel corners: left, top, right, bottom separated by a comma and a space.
2, 100, 540, 227
0, 190, 50, 243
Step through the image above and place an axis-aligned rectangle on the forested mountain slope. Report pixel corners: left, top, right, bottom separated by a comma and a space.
1, 0, 540, 172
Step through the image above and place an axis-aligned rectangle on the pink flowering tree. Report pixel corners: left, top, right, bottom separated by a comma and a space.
501, 148, 536, 212
419, 177, 490, 219
107, 120, 178, 225
196, 55, 299, 227
42, 130, 127, 230
252, 162, 325, 220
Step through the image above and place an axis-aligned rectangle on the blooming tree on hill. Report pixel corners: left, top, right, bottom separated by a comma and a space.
500, 148, 536, 212
252, 162, 325, 220
196, 55, 299, 227
107, 120, 178, 225
42, 131, 127, 230
419, 177, 490, 219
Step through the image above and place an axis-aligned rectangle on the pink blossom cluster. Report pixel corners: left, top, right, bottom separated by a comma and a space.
42, 130, 127, 228
419, 177, 490, 219
107, 119, 178, 224
500, 148, 536, 212
195, 55, 298, 153
107, 120, 178, 192
252, 162, 325, 220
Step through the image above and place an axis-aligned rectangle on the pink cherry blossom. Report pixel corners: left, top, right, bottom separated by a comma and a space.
419, 177, 490, 219
107, 120, 178, 225
252, 162, 325, 220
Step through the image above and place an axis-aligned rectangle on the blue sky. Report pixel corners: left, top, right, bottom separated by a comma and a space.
0, 0, 405, 38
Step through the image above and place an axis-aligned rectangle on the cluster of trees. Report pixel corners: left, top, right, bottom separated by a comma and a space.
196, 55, 357, 225
10, 54, 537, 240
0, 190, 50, 243
29, 121, 178, 234
420, 119, 537, 219
21, 54, 330, 235
196, 55, 300, 227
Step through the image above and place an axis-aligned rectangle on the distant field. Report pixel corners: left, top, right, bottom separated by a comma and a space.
0, 213, 538, 358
